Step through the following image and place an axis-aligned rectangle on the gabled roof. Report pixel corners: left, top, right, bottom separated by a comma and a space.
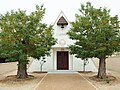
57, 16, 68, 25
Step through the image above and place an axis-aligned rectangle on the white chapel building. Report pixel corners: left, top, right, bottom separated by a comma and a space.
28, 11, 97, 72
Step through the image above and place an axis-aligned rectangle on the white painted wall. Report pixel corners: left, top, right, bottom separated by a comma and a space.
73, 56, 97, 72
52, 12, 75, 48
28, 11, 97, 72
28, 56, 53, 72
28, 49, 97, 72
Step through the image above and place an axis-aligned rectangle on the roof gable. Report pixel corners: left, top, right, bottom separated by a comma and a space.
53, 11, 69, 26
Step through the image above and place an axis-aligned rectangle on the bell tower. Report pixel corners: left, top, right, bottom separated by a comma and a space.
57, 16, 68, 28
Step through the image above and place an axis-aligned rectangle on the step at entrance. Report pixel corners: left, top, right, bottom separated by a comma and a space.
48, 70, 78, 74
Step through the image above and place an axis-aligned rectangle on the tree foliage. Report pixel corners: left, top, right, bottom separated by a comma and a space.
67, 2, 120, 78
0, 5, 56, 78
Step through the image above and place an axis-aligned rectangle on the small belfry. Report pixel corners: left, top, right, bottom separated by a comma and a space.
57, 16, 68, 28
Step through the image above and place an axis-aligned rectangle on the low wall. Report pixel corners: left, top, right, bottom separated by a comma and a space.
92, 56, 120, 72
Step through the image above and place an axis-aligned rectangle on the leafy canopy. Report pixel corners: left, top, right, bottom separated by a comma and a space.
0, 5, 56, 63
67, 2, 120, 59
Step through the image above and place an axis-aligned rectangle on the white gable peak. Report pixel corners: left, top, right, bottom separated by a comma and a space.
53, 11, 70, 26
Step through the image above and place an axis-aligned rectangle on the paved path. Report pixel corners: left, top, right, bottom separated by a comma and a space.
35, 74, 98, 90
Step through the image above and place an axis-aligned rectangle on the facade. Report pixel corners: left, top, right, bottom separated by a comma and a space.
28, 11, 97, 72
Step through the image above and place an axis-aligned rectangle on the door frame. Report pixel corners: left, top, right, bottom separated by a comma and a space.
53, 48, 73, 70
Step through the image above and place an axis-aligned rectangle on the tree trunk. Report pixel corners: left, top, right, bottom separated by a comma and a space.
83, 60, 85, 72
40, 64, 43, 72
97, 57, 106, 79
17, 60, 28, 79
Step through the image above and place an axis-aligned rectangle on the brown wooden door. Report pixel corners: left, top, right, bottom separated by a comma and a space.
57, 51, 69, 70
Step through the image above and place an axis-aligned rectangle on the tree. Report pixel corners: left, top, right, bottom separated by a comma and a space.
0, 5, 56, 79
67, 2, 120, 79
39, 57, 46, 72
83, 58, 89, 72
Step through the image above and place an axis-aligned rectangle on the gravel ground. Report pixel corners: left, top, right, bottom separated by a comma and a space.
1, 56, 120, 90
80, 71, 120, 90
0, 71, 46, 90
1, 71, 120, 90
0, 61, 46, 90
91, 55, 120, 90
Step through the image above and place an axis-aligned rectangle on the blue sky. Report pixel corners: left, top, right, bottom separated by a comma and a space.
0, 0, 120, 24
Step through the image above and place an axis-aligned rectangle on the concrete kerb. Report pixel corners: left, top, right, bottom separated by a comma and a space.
78, 73, 100, 90
33, 73, 48, 90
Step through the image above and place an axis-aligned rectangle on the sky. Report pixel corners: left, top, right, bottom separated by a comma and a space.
0, 0, 120, 24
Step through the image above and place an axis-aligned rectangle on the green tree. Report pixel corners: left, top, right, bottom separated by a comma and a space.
67, 2, 120, 79
0, 5, 56, 79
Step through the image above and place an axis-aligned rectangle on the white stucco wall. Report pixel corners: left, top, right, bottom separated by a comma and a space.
73, 57, 97, 72
28, 51, 53, 72
52, 12, 75, 48
28, 11, 97, 72
28, 49, 97, 72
